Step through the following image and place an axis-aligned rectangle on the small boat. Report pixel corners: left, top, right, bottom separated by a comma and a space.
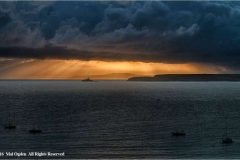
222, 127, 233, 144
222, 137, 233, 144
172, 131, 186, 136
82, 77, 93, 82
29, 128, 42, 133
4, 113, 16, 129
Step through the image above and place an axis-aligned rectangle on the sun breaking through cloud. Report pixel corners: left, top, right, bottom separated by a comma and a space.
0, 1, 239, 79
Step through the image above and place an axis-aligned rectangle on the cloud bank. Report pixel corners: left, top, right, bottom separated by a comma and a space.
0, 1, 240, 70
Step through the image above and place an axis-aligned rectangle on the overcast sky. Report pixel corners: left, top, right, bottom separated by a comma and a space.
0, 1, 240, 78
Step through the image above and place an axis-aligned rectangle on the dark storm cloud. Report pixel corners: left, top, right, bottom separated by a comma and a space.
1, 1, 240, 70
0, 5, 12, 27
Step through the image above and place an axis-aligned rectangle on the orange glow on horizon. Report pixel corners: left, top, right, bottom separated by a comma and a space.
0, 59, 224, 79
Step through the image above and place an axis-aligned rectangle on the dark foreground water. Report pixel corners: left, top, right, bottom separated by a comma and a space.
0, 81, 240, 159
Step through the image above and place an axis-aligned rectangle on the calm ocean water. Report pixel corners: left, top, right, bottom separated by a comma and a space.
0, 81, 240, 159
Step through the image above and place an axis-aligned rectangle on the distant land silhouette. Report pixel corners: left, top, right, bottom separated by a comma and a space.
71, 73, 140, 80
127, 74, 240, 81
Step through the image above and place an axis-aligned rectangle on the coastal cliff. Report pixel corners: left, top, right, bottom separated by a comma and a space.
127, 74, 240, 81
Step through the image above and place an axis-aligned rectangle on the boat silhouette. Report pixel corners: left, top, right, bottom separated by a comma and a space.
29, 128, 42, 133
82, 77, 93, 82
172, 130, 186, 136
4, 113, 16, 129
222, 127, 233, 144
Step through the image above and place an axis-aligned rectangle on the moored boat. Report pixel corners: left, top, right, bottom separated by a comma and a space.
222, 137, 233, 144
4, 113, 16, 129
222, 127, 233, 144
172, 131, 186, 136
29, 128, 42, 133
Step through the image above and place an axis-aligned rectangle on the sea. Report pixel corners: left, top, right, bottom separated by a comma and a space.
0, 80, 240, 159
